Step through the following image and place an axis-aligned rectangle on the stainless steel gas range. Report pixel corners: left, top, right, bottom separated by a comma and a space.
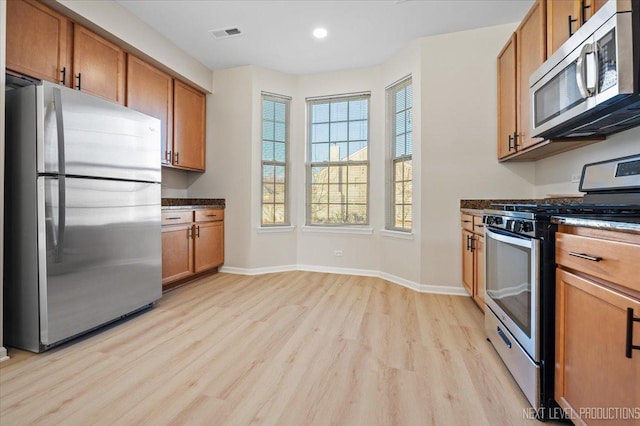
483, 154, 640, 420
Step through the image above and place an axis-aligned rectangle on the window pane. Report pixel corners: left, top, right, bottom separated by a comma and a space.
406, 109, 413, 132
275, 122, 286, 142
347, 184, 367, 204
312, 166, 329, 184
349, 100, 368, 120
262, 141, 274, 161
274, 183, 286, 203
347, 165, 367, 183
312, 204, 329, 223
395, 135, 405, 157
348, 141, 367, 159
263, 165, 275, 182
348, 120, 367, 141
406, 85, 413, 107
274, 102, 286, 122
262, 183, 274, 202
395, 88, 405, 111
331, 101, 348, 121
395, 111, 406, 136
348, 204, 367, 224
311, 184, 329, 203
312, 143, 329, 162
274, 204, 286, 224
275, 165, 285, 182
406, 132, 413, 156
328, 204, 346, 223
328, 184, 343, 203
274, 142, 286, 162
330, 122, 348, 142
312, 123, 329, 143
333, 142, 347, 161
263, 100, 274, 120
312, 103, 329, 123
262, 204, 274, 224
263, 121, 274, 140
403, 160, 412, 180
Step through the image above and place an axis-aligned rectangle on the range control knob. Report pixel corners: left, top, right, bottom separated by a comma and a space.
522, 222, 534, 233
494, 217, 503, 225
513, 221, 523, 233
506, 220, 514, 231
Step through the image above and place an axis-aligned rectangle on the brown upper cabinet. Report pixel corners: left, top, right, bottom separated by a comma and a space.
6, 0, 71, 85
547, 0, 608, 57
497, 34, 517, 159
173, 80, 206, 171
497, 0, 546, 159
126, 55, 174, 166
73, 25, 126, 104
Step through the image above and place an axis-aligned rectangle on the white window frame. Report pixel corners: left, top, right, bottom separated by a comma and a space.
386, 77, 413, 232
306, 92, 371, 227
261, 92, 291, 227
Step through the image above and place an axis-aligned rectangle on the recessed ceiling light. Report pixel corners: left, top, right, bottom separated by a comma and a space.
313, 27, 328, 39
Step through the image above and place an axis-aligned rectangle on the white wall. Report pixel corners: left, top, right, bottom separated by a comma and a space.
534, 127, 640, 197
418, 23, 535, 288
1, 0, 8, 362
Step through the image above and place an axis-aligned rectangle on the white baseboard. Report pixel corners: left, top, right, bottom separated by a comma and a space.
219, 264, 467, 296
0, 346, 9, 363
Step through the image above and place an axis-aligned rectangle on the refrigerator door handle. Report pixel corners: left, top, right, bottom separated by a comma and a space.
53, 88, 66, 175
53, 88, 66, 262
56, 176, 66, 263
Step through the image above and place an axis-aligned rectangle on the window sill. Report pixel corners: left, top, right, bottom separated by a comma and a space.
379, 229, 414, 240
257, 225, 296, 234
301, 226, 374, 235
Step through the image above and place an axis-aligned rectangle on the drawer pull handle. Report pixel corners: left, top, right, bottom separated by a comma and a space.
206, 214, 218, 217
496, 326, 512, 349
462, 220, 471, 223
568, 251, 602, 262
165, 216, 182, 220
626, 308, 640, 359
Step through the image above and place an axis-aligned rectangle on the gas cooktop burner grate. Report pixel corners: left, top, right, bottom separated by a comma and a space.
490, 202, 640, 215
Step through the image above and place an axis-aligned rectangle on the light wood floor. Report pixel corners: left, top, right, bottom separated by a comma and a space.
1, 272, 551, 425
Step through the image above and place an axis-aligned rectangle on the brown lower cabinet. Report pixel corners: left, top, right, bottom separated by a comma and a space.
461, 212, 485, 311
555, 225, 640, 425
162, 208, 224, 289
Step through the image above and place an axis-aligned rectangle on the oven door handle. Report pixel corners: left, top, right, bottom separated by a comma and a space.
485, 227, 535, 249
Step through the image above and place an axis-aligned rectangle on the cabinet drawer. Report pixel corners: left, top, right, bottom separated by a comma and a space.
461, 213, 473, 232
473, 215, 485, 235
195, 208, 224, 222
556, 232, 640, 293
161, 210, 193, 225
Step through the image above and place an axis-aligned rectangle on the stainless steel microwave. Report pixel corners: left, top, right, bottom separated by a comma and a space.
530, 0, 640, 139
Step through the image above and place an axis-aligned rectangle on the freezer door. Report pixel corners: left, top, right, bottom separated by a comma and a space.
41, 176, 162, 346
40, 81, 161, 182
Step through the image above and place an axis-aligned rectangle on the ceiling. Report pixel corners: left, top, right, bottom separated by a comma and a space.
116, 0, 534, 75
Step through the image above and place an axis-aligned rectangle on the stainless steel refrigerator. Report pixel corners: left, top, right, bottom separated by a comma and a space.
4, 80, 162, 352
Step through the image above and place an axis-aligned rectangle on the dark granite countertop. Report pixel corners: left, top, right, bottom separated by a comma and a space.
162, 198, 225, 209
551, 215, 640, 234
460, 197, 583, 210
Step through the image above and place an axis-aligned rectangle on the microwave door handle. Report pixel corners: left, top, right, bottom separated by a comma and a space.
576, 43, 596, 98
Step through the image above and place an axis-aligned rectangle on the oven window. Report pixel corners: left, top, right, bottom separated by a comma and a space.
486, 235, 532, 337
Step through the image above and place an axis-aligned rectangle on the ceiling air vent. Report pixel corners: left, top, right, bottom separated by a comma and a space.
209, 27, 243, 40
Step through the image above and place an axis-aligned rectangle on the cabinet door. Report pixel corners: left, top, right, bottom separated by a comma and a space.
194, 221, 224, 273
546, 0, 580, 57
497, 34, 517, 159
555, 269, 640, 423
461, 230, 474, 297
173, 80, 206, 171
6, 0, 70, 85
162, 224, 193, 285
73, 25, 125, 104
517, 0, 546, 150
473, 235, 485, 311
126, 55, 173, 166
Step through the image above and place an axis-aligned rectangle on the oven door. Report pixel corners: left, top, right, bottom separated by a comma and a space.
485, 227, 540, 361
